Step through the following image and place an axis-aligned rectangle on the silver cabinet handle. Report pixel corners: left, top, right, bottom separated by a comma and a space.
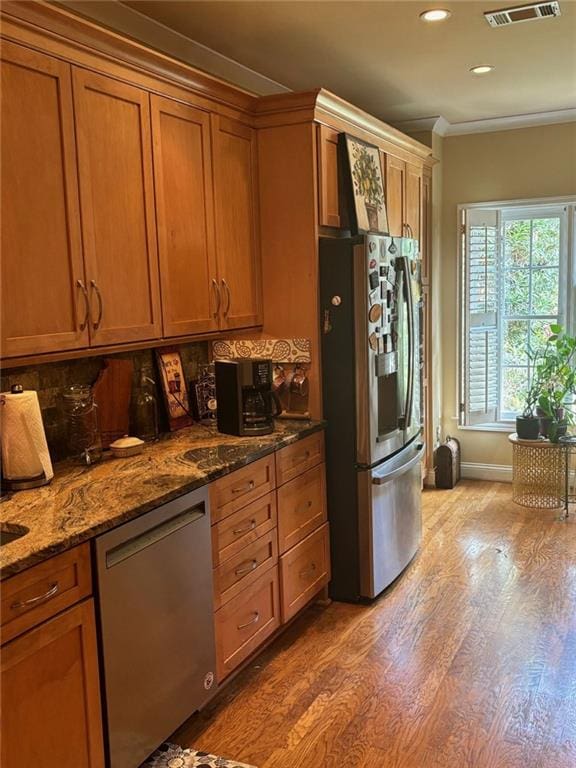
76, 279, 90, 331
221, 278, 231, 317
237, 611, 260, 630
233, 519, 257, 535
234, 559, 258, 576
11, 582, 59, 610
299, 563, 317, 579
232, 480, 255, 494
90, 280, 103, 330
211, 278, 221, 318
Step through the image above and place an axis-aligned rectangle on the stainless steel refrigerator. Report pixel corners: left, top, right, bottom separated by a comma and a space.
320, 234, 425, 601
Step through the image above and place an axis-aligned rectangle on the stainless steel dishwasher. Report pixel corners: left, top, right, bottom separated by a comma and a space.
95, 485, 216, 768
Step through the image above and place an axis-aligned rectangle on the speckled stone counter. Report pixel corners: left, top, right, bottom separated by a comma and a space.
0, 420, 324, 580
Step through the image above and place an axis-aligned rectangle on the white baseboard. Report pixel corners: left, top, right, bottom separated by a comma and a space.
461, 462, 512, 483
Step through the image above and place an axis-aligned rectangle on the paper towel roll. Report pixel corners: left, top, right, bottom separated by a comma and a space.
0, 390, 54, 483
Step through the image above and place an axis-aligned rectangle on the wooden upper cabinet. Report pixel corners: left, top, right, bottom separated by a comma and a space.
405, 162, 423, 243
73, 69, 161, 346
212, 115, 262, 330
384, 154, 405, 238
317, 125, 341, 228
1, 42, 88, 358
1, 599, 105, 768
151, 95, 219, 337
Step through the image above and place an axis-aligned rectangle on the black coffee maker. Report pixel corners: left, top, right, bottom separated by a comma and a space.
215, 359, 275, 436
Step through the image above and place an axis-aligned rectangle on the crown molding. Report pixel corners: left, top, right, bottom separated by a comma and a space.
395, 109, 576, 138
393, 116, 449, 137
447, 108, 576, 136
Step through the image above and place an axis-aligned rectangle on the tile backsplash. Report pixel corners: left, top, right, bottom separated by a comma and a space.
1, 342, 209, 461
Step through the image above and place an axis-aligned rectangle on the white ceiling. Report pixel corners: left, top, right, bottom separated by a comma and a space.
68, 1, 576, 125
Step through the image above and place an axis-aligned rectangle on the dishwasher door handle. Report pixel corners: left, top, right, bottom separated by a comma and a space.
106, 504, 205, 568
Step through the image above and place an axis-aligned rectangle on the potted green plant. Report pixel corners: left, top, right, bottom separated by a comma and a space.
516, 340, 546, 439
515, 384, 541, 439
534, 325, 576, 442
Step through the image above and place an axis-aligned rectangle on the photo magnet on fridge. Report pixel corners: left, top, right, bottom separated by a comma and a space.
339, 133, 389, 236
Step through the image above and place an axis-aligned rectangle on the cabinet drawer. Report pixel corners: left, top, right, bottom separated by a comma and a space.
1, 544, 92, 645
210, 455, 276, 523
212, 492, 277, 567
213, 530, 278, 610
280, 523, 330, 623
277, 463, 327, 554
276, 432, 324, 486
215, 565, 280, 681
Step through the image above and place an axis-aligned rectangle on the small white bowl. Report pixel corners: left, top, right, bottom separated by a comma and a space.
109, 435, 145, 458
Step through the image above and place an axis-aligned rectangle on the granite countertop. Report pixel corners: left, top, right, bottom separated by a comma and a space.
0, 420, 325, 580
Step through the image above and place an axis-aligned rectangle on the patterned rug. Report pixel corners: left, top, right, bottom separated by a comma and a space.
143, 742, 257, 768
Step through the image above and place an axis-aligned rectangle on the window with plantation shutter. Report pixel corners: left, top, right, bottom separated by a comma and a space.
462, 209, 500, 425
459, 199, 575, 429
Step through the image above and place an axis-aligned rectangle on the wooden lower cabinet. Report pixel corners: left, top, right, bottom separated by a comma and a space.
210, 454, 276, 523
214, 565, 280, 682
275, 431, 324, 486
279, 523, 330, 623
277, 463, 327, 554
213, 529, 278, 610
1, 598, 105, 768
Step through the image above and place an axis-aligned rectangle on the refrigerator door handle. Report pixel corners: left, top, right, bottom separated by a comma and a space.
398, 254, 415, 430
372, 442, 425, 484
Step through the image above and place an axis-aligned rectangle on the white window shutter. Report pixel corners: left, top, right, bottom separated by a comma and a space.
462, 209, 500, 425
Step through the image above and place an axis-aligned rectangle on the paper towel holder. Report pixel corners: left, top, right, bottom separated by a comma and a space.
1, 384, 52, 491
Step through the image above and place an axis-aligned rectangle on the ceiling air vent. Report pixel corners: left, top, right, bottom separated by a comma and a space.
484, 2, 561, 27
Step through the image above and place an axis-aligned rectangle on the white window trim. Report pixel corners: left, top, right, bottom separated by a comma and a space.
456, 196, 576, 432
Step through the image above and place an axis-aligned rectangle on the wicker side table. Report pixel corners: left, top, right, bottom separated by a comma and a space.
508, 434, 565, 509
558, 436, 576, 520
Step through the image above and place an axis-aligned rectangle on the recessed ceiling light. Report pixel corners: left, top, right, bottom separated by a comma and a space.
469, 64, 495, 74
420, 9, 451, 21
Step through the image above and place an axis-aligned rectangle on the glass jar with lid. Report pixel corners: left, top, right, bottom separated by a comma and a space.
62, 385, 102, 465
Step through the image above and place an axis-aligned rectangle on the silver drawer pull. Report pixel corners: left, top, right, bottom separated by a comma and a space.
11, 582, 59, 610
233, 520, 257, 535
232, 480, 255, 494
299, 563, 317, 579
235, 559, 258, 576
237, 611, 260, 630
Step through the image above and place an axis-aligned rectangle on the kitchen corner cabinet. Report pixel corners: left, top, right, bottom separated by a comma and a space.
212, 115, 263, 330
1, 544, 104, 768
73, 69, 161, 346
384, 154, 422, 241
151, 95, 219, 337
0, 41, 88, 358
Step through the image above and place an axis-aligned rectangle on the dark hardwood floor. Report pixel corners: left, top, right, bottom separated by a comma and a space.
174, 480, 576, 767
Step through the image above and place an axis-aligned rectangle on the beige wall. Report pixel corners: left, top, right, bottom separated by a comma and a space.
441, 121, 576, 468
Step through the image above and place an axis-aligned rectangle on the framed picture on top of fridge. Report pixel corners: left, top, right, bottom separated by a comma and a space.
339, 133, 389, 236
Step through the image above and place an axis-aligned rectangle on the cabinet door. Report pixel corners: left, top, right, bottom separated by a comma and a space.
151, 96, 219, 337
73, 69, 161, 346
405, 162, 423, 242
317, 124, 341, 227
212, 115, 262, 330
1, 42, 88, 358
385, 154, 405, 238
1, 599, 104, 768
